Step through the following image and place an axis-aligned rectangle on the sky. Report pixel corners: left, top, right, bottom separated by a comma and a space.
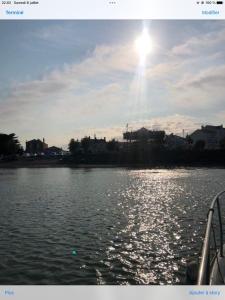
0, 20, 225, 149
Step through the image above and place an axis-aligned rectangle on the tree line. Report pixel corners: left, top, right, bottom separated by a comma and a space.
67, 136, 225, 166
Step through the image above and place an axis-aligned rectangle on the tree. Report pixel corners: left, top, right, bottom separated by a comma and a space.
107, 139, 118, 152
68, 139, 80, 155
186, 134, 193, 145
219, 138, 225, 149
0, 133, 22, 156
194, 140, 205, 151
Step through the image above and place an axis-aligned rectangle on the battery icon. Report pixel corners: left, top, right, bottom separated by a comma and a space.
217, 1, 223, 3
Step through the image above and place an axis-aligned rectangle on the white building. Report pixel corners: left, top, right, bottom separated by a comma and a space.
190, 125, 225, 149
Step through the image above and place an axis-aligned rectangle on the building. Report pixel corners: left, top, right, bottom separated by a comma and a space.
81, 136, 107, 154
123, 127, 165, 143
44, 146, 64, 156
26, 138, 48, 155
190, 125, 225, 149
165, 134, 188, 149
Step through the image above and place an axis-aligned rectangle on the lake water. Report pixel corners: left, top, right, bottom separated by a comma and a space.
0, 167, 225, 285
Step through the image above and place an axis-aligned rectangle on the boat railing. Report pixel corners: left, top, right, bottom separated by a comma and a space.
197, 190, 225, 285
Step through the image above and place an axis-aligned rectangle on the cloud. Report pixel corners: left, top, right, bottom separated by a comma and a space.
0, 41, 139, 147
171, 27, 225, 57
170, 64, 225, 113
72, 44, 138, 77
175, 65, 225, 90
146, 61, 181, 80
0, 43, 137, 122
49, 82, 126, 122
3, 23, 225, 123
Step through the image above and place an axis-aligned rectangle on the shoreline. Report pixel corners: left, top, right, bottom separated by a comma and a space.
1, 159, 225, 169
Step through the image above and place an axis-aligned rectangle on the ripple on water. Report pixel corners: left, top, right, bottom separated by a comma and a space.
0, 167, 224, 284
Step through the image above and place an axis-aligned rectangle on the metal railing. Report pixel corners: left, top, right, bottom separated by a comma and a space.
197, 190, 225, 285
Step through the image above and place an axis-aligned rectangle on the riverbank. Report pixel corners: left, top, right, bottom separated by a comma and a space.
1, 158, 225, 168
0, 158, 127, 168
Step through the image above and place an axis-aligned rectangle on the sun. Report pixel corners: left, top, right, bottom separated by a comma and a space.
135, 28, 152, 63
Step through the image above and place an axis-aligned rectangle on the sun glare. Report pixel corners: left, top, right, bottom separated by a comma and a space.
135, 28, 152, 64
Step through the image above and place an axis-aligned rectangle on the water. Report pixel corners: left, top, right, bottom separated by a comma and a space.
0, 167, 225, 285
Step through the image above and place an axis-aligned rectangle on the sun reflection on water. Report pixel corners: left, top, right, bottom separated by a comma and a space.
104, 169, 201, 284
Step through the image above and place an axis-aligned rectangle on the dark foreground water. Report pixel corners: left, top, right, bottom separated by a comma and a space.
0, 167, 225, 285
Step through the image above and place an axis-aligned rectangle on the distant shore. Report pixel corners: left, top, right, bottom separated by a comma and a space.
1, 158, 225, 169
0, 159, 124, 168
